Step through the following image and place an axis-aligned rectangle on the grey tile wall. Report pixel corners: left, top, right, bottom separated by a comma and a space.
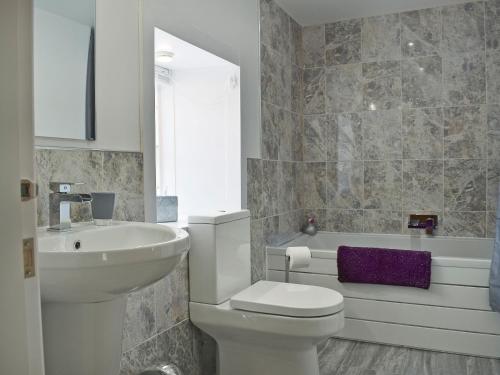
35, 149, 145, 225
295, 1, 500, 239
35, 149, 215, 374
249, 0, 305, 283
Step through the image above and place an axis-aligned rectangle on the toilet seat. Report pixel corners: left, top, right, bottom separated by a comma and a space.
230, 280, 343, 317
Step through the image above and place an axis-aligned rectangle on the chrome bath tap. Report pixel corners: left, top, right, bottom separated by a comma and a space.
48, 182, 92, 231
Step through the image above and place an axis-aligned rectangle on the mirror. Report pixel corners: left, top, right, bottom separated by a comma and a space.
33, 0, 96, 140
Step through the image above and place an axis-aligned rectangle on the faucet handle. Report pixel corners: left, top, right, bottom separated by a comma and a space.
49, 182, 84, 193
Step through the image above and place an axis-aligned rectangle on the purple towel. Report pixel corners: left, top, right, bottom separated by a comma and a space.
337, 246, 432, 289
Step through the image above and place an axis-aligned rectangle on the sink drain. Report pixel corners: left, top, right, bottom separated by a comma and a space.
73, 240, 81, 250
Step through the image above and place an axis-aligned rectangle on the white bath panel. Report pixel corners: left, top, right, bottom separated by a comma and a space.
344, 298, 500, 335
268, 254, 490, 287
336, 318, 500, 359
267, 270, 491, 311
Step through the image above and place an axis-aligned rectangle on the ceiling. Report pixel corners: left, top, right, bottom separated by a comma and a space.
154, 28, 238, 71
274, 0, 479, 26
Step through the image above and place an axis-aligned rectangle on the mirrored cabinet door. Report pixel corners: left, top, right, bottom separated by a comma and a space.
33, 0, 96, 140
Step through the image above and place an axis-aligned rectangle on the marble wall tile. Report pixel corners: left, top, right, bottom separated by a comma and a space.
122, 285, 155, 352
443, 211, 486, 237
119, 337, 157, 375
363, 210, 402, 234
263, 215, 280, 245
293, 162, 304, 209
402, 55, 442, 108
402, 108, 443, 159
102, 152, 144, 222
278, 110, 294, 161
302, 25, 325, 67
326, 161, 363, 209
361, 14, 401, 62
486, 0, 500, 50
362, 60, 402, 111
303, 115, 327, 161
154, 258, 189, 334
442, 2, 485, 54
251, 219, 265, 283
278, 161, 295, 212
362, 109, 402, 160
364, 161, 402, 210
260, 43, 290, 109
261, 102, 280, 160
260, 0, 290, 58
443, 106, 486, 159
403, 160, 444, 211
290, 18, 303, 66
303, 67, 325, 114
326, 209, 364, 233
303, 162, 327, 208
325, 19, 362, 65
401, 8, 442, 57
192, 327, 217, 375
156, 321, 198, 375
325, 63, 363, 113
444, 159, 486, 211
278, 209, 302, 241
291, 112, 303, 162
443, 52, 486, 106
328, 113, 363, 161
487, 211, 497, 238
487, 105, 500, 159
35, 149, 103, 226
487, 49, 500, 104
487, 159, 500, 212
262, 160, 279, 217
247, 158, 263, 219
291, 65, 302, 113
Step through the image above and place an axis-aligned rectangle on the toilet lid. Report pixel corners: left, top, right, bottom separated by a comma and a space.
230, 281, 343, 317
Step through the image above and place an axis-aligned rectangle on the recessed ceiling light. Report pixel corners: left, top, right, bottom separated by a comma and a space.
369, 103, 377, 111
156, 50, 175, 64
408, 42, 414, 47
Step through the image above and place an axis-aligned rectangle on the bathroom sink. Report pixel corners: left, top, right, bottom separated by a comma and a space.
38, 222, 190, 303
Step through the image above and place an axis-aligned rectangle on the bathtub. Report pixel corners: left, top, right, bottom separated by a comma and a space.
266, 232, 500, 358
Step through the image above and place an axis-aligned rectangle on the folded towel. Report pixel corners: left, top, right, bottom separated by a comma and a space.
337, 246, 432, 289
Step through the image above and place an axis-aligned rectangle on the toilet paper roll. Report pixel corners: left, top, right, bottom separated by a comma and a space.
286, 246, 311, 270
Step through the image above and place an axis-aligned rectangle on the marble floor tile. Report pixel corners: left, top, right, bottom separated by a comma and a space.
318, 339, 500, 375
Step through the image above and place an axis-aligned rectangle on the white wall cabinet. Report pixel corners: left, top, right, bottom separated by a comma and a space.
35, 0, 141, 152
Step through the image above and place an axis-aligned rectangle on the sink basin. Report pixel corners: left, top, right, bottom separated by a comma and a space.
37, 222, 190, 375
38, 221, 190, 303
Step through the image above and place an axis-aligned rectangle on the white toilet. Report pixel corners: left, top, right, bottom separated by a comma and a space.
188, 210, 344, 375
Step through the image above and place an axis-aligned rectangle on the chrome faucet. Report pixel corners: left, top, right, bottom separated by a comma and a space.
48, 182, 92, 231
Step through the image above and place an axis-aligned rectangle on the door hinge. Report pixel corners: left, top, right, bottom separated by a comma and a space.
20, 179, 38, 201
23, 238, 35, 279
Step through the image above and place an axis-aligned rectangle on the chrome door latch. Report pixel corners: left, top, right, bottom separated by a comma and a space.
21, 179, 38, 201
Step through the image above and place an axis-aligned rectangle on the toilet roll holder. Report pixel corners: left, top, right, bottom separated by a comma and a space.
285, 255, 290, 283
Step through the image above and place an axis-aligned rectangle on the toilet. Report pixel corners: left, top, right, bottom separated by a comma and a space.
188, 210, 344, 375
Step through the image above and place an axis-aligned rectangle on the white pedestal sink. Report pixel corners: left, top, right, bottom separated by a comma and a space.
37, 222, 190, 375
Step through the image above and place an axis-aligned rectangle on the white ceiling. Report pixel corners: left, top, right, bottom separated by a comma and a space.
154, 28, 237, 71
274, 0, 479, 26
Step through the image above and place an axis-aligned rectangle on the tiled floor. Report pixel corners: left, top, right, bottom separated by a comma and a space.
318, 338, 500, 375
